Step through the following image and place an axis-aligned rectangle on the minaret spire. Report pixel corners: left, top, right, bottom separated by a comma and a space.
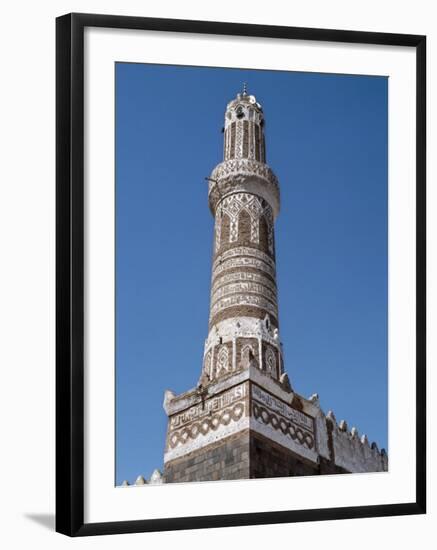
222, 89, 267, 163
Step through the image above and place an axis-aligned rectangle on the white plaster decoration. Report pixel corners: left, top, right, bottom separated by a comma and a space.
163, 389, 176, 415
165, 371, 249, 418
338, 419, 348, 432
204, 317, 282, 351
164, 414, 249, 463
212, 256, 276, 280
209, 293, 278, 320
217, 193, 266, 245
164, 383, 249, 463
169, 383, 247, 432
215, 208, 222, 252
251, 385, 314, 431
211, 271, 277, 295
250, 384, 318, 462
249, 366, 296, 404
165, 366, 296, 420
164, 375, 321, 466
213, 246, 275, 271
211, 281, 278, 307
134, 475, 146, 486
250, 212, 259, 243
309, 393, 320, 404
224, 99, 261, 130
216, 345, 230, 377
208, 159, 280, 217
149, 469, 163, 485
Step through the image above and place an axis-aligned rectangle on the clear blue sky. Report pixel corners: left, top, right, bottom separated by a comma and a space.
115, 63, 388, 485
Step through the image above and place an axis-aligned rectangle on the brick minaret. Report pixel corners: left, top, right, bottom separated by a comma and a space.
200, 86, 284, 389
162, 88, 388, 482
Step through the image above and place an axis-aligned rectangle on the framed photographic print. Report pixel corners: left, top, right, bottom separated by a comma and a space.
56, 13, 426, 536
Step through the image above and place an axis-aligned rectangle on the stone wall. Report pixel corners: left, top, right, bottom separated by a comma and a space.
163, 429, 351, 484
326, 414, 388, 473
250, 432, 319, 478
164, 430, 250, 483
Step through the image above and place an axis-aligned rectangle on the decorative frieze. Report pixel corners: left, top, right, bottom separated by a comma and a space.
251, 385, 314, 432
214, 193, 274, 254
210, 159, 278, 195
216, 345, 230, 377
212, 256, 276, 281
213, 246, 275, 271
211, 281, 278, 307
164, 382, 249, 463
205, 316, 279, 348
208, 159, 280, 217
250, 384, 317, 463
211, 271, 277, 295
164, 378, 319, 465
209, 293, 278, 321
169, 383, 247, 432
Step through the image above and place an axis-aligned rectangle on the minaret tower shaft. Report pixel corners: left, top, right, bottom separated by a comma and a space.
200, 87, 285, 387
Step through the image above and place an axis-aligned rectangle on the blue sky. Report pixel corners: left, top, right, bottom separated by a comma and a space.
115, 63, 388, 485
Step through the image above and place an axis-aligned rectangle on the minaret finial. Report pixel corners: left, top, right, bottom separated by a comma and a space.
242, 82, 247, 95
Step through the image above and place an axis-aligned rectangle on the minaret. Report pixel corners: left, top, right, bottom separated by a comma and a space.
200, 86, 285, 388
162, 88, 388, 482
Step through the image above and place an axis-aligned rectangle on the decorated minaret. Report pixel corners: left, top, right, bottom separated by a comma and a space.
200, 85, 285, 389
161, 87, 388, 483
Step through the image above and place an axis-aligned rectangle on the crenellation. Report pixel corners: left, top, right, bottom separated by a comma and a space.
134, 475, 146, 486
338, 419, 348, 432
323, 410, 388, 473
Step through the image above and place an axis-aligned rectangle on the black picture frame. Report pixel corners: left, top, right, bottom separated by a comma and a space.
56, 12, 426, 537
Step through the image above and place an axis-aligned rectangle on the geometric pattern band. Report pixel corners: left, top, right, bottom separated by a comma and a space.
213, 246, 275, 271
212, 256, 276, 281
210, 281, 278, 307
252, 402, 315, 449
209, 293, 278, 320
168, 401, 245, 449
211, 270, 277, 295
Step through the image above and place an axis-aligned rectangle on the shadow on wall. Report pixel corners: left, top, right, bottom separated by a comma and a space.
24, 513, 55, 531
